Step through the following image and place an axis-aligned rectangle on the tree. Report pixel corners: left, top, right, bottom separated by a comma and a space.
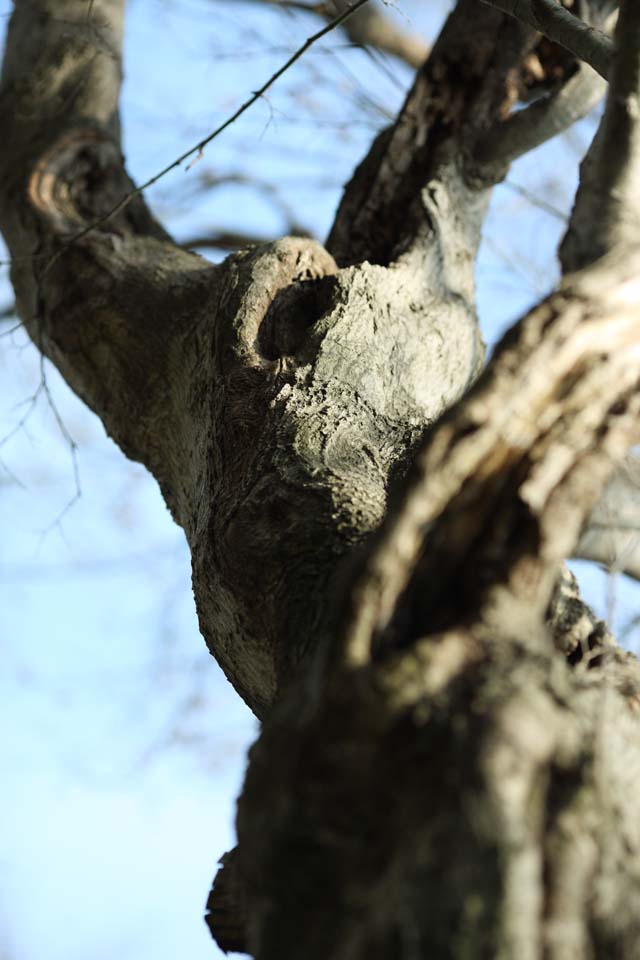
2, 0, 640, 956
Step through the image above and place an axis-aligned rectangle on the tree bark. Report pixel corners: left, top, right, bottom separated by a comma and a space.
3, 1, 640, 958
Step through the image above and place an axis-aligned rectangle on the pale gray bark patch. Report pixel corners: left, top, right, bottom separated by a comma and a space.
185, 237, 483, 714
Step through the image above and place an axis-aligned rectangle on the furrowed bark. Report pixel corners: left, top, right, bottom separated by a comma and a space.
326, 0, 535, 267
234, 249, 640, 960
327, 0, 610, 265
340, 251, 640, 667
0, 0, 488, 715
4, 2, 640, 959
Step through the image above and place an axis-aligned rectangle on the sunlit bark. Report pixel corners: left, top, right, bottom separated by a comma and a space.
3, 1, 640, 957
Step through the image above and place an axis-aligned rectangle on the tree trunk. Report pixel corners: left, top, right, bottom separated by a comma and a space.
2, 0, 640, 957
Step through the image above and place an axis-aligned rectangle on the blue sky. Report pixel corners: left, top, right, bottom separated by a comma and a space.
0, 2, 638, 958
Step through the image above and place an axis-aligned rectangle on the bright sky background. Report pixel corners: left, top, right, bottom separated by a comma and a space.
0, 2, 638, 958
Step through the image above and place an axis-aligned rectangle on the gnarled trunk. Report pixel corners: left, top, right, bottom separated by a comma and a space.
2, 1, 640, 957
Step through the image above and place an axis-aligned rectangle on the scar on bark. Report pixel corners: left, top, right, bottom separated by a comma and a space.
27, 127, 166, 239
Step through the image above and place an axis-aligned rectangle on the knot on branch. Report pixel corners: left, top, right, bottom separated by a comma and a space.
28, 129, 115, 230
27, 127, 156, 238
258, 273, 338, 361
218, 237, 338, 366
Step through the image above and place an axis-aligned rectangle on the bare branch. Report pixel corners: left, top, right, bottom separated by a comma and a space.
180, 231, 274, 251
328, 1, 535, 266
561, 0, 640, 269
256, 0, 429, 67
474, 60, 606, 180
35, 0, 373, 253
0, 0, 197, 503
481, 0, 614, 78
503, 178, 568, 220
327, 0, 428, 67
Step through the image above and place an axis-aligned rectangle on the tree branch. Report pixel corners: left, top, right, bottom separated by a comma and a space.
561, 0, 640, 269
18, 0, 371, 254
179, 225, 313, 252
0, 0, 203, 510
473, 59, 606, 181
337, 248, 640, 667
481, 0, 614, 78
256, 0, 429, 68
327, 0, 535, 267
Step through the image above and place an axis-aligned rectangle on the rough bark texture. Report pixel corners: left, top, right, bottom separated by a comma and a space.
3, 0, 640, 958
232, 250, 640, 960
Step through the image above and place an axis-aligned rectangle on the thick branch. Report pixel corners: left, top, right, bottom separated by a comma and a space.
561, 0, 640, 269
327, 0, 535, 266
324, 0, 427, 67
338, 248, 640, 667
0, 0, 209, 516
473, 59, 606, 181
481, 0, 614, 78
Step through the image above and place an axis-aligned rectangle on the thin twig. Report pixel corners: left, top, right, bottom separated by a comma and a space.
0, 354, 82, 531
503, 179, 568, 222
0, 322, 22, 339
40, 0, 371, 267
